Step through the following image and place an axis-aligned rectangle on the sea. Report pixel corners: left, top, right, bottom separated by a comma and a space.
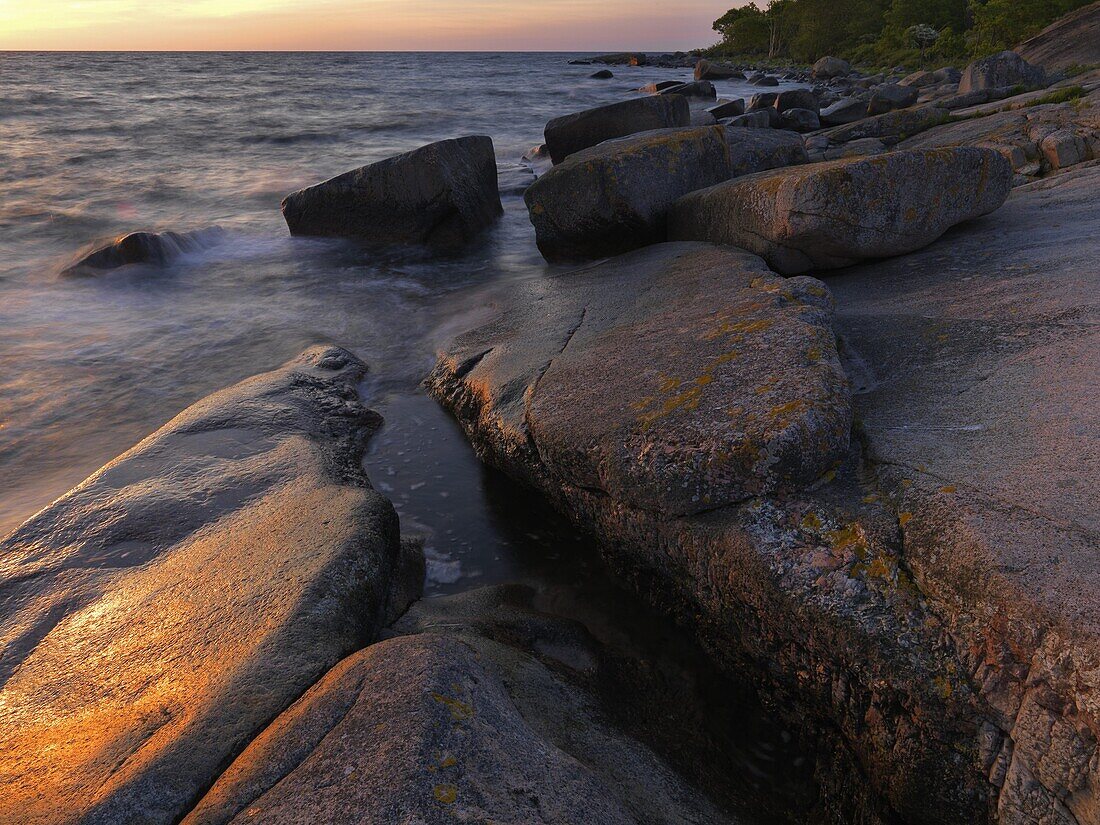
0, 52, 819, 820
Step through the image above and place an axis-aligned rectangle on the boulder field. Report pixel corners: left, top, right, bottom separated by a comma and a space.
281, 135, 502, 249
668, 148, 1013, 275
430, 163, 1100, 823
524, 126, 807, 262
0, 347, 423, 825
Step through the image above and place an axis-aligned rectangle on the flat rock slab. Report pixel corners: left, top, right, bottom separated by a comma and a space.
281, 136, 503, 249
525, 126, 807, 262
0, 347, 417, 825
827, 165, 1100, 824
544, 95, 690, 165
185, 585, 738, 825
900, 89, 1100, 175
429, 242, 850, 518
669, 147, 1013, 274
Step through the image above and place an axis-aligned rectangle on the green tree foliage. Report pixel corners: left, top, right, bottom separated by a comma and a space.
709, 0, 1094, 67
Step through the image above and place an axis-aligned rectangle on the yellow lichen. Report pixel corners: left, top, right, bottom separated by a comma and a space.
433, 784, 458, 804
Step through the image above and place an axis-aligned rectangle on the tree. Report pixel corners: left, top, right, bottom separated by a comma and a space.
712, 3, 771, 54
907, 23, 940, 61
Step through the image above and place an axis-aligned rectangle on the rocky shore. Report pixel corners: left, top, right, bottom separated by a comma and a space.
3, 24, 1100, 825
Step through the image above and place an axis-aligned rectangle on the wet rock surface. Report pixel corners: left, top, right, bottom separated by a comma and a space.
185, 584, 765, 825
543, 95, 690, 165
0, 347, 419, 825
524, 127, 806, 262
669, 148, 1013, 274
281, 136, 503, 248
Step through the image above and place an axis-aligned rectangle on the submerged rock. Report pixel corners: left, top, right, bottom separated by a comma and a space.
60, 226, 227, 277
590, 68, 614, 79
281, 136, 502, 248
959, 50, 1046, 94
524, 126, 807, 262
669, 147, 1013, 274
0, 347, 421, 825
185, 585, 740, 825
543, 96, 690, 165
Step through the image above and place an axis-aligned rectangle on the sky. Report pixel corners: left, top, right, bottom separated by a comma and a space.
0, 0, 728, 51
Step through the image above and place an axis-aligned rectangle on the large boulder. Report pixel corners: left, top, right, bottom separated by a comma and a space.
185, 585, 740, 825
725, 111, 773, 128
429, 243, 851, 518
775, 88, 820, 114
820, 97, 869, 126
695, 59, 743, 81
1016, 0, 1100, 71
659, 80, 718, 99
867, 82, 920, 114
812, 56, 852, 79
0, 347, 421, 825
524, 126, 807, 262
958, 50, 1046, 94
708, 98, 746, 119
749, 73, 779, 87
669, 147, 1013, 274
60, 227, 227, 277
281, 136, 502, 248
900, 69, 938, 88
779, 107, 821, 132
543, 96, 690, 164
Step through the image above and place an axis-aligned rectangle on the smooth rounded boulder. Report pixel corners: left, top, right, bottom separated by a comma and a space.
543, 95, 690, 165
820, 97, 869, 126
0, 347, 421, 825
281, 136, 502, 249
669, 147, 1014, 274
867, 82, 919, 114
959, 50, 1046, 94
524, 126, 807, 262
812, 56, 852, 79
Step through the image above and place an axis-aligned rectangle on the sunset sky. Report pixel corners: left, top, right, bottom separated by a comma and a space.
0, 0, 726, 51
